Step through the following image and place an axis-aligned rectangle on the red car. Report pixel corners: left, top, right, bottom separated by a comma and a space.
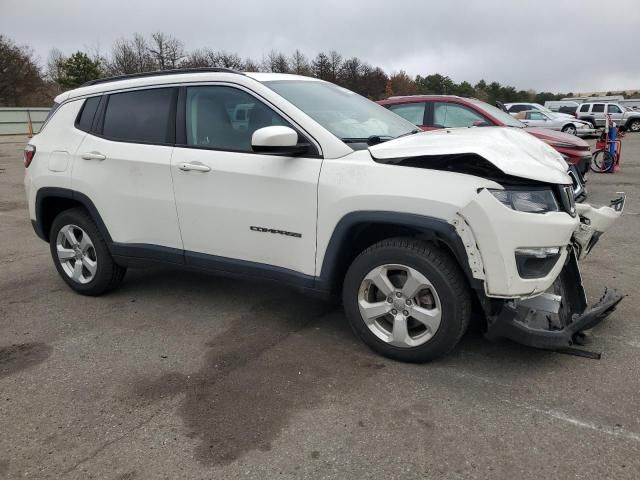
378, 95, 592, 175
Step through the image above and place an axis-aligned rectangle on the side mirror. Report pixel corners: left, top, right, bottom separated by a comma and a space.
251, 126, 308, 156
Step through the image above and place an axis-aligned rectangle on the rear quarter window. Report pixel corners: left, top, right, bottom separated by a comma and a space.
38, 102, 61, 132
75, 96, 101, 132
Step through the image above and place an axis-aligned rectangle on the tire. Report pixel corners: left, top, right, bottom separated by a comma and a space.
590, 149, 613, 173
562, 124, 577, 135
628, 119, 640, 132
49, 207, 126, 296
342, 237, 471, 363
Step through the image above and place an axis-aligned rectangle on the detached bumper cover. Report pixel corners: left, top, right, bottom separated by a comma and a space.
573, 194, 625, 259
485, 252, 624, 349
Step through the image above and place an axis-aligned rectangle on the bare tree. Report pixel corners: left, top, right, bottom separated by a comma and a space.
242, 57, 261, 72
46, 48, 66, 83
262, 50, 289, 73
148, 32, 184, 70
289, 50, 311, 76
328, 50, 343, 82
208, 50, 244, 69
108, 34, 155, 75
180, 49, 211, 68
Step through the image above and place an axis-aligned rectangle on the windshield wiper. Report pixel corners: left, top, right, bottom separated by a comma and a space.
395, 129, 420, 139
341, 130, 419, 146
341, 135, 393, 146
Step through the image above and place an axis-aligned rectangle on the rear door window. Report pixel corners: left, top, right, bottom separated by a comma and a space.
388, 102, 426, 125
591, 104, 605, 113
102, 88, 175, 144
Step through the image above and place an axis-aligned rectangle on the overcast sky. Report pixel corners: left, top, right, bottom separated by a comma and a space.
2, 0, 639, 93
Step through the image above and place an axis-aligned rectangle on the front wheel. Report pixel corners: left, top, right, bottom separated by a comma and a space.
562, 124, 577, 135
342, 238, 471, 363
590, 149, 613, 173
49, 207, 127, 296
628, 119, 640, 132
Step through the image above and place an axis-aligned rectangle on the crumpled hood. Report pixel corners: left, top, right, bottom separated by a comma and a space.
369, 127, 572, 184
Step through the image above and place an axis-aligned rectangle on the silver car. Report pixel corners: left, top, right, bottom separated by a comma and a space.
515, 110, 596, 136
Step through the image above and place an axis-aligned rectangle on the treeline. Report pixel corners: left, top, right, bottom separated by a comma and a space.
0, 32, 587, 107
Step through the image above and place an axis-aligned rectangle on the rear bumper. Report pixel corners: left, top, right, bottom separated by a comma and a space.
485, 251, 623, 349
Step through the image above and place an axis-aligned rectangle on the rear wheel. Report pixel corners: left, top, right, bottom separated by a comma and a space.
49, 208, 126, 295
590, 149, 613, 173
342, 238, 471, 362
562, 124, 577, 135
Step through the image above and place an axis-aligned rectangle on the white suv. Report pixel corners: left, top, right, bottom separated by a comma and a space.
24, 68, 625, 362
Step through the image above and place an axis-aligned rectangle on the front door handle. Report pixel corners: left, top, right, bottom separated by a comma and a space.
178, 162, 211, 172
81, 151, 106, 161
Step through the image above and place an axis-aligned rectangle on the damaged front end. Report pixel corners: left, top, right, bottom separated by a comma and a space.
485, 194, 626, 350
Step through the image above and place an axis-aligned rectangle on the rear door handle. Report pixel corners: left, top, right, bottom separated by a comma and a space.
178, 162, 211, 172
81, 151, 106, 161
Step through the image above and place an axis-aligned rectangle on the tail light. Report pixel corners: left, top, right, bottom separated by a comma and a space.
24, 144, 36, 168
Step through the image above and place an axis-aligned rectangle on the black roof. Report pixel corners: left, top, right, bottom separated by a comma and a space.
81, 67, 244, 87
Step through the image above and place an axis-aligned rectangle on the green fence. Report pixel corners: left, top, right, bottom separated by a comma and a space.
0, 108, 51, 135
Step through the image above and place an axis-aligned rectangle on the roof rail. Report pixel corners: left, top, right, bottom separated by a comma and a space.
80, 67, 244, 87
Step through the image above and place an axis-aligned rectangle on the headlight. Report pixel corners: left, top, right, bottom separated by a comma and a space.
489, 188, 559, 213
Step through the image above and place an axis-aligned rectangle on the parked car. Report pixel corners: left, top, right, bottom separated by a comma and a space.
25, 69, 624, 362
620, 99, 640, 111
544, 100, 581, 113
505, 102, 573, 119
557, 105, 579, 116
378, 95, 593, 175
576, 102, 640, 132
514, 110, 595, 136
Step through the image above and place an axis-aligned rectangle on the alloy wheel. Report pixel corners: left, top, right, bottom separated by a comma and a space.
357, 264, 442, 348
56, 224, 98, 284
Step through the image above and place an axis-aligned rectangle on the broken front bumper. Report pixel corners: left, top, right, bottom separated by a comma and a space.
485, 194, 626, 349
485, 251, 623, 349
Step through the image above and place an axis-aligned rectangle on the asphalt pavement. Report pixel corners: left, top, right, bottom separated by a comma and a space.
1, 133, 639, 479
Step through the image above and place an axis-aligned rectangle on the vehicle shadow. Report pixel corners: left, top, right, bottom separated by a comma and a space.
120, 266, 567, 467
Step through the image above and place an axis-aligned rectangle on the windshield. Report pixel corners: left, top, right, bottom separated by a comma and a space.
468, 98, 525, 128
263, 80, 417, 142
532, 103, 555, 114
